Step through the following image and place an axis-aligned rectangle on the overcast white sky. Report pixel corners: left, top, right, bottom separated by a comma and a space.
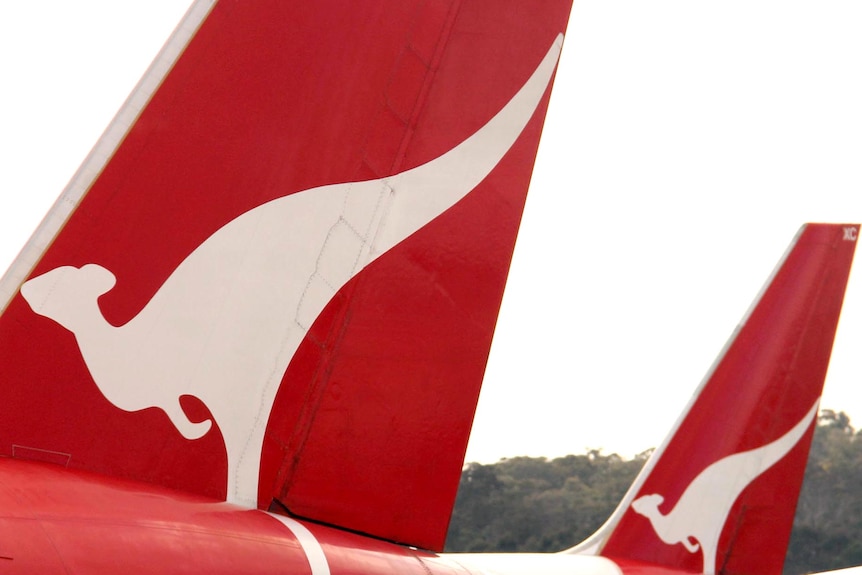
2, 2, 862, 464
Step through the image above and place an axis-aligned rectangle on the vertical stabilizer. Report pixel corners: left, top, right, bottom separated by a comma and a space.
569, 224, 857, 575
0, 0, 574, 552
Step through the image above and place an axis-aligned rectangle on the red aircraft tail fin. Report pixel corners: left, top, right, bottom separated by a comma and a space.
569, 224, 857, 575
0, 0, 573, 551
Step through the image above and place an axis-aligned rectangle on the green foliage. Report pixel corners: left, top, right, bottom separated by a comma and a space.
445, 412, 862, 575
785, 411, 862, 574
445, 451, 641, 552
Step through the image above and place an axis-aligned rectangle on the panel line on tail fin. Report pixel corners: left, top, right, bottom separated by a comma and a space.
362, 0, 462, 180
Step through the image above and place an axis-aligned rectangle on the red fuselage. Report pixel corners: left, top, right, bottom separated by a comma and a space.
0, 458, 464, 574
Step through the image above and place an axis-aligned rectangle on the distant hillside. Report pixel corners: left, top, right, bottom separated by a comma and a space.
445, 409, 862, 574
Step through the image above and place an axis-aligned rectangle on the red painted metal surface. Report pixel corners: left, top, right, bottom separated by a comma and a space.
612, 558, 700, 575
0, 458, 463, 575
600, 223, 857, 575
0, 0, 573, 552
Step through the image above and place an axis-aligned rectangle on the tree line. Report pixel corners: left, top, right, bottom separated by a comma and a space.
444, 409, 862, 574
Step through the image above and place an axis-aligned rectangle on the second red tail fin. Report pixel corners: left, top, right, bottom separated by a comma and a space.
569, 223, 857, 575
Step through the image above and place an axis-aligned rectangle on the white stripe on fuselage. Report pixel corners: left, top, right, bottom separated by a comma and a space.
267, 513, 331, 575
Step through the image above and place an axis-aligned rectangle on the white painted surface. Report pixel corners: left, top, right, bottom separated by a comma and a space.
443, 552, 623, 575
267, 513, 331, 575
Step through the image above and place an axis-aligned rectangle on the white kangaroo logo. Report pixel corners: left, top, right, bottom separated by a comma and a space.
20, 36, 563, 508
630, 400, 818, 575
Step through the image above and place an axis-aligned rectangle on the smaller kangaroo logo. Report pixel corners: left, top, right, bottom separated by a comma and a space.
630, 401, 818, 575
